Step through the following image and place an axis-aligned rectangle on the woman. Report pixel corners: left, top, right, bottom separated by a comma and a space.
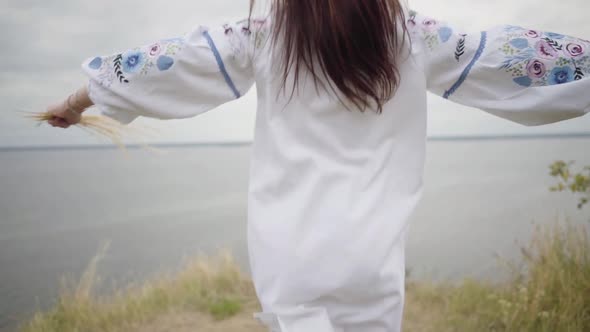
47, 1, 589, 331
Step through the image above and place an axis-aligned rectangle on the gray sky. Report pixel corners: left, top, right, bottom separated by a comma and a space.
1, 0, 589, 147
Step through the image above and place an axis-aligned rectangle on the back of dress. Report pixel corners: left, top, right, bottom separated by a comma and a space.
247, 14, 428, 319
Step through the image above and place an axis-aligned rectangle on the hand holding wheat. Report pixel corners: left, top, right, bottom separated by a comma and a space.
46, 86, 92, 128
27, 85, 143, 150
46, 100, 81, 128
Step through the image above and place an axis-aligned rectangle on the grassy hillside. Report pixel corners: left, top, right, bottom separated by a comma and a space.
20, 222, 590, 332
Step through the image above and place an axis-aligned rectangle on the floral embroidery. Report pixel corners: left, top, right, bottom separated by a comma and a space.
444, 31, 488, 99
223, 24, 234, 36
526, 59, 546, 78
549, 66, 575, 85
157, 56, 175, 71
498, 26, 589, 87
566, 43, 585, 57
88, 57, 102, 70
225, 22, 247, 58
87, 38, 185, 86
121, 51, 146, 74
113, 54, 129, 83
148, 44, 162, 57
223, 19, 270, 60
408, 12, 453, 51
535, 39, 559, 59
546, 32, 565, 40
455, 34, 467, 61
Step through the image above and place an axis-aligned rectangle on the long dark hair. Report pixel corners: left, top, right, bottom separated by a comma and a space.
249, 0, 408, 112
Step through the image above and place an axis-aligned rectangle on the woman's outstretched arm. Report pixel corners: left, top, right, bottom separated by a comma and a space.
47, 18, 268, 128
409, 11, 590, 126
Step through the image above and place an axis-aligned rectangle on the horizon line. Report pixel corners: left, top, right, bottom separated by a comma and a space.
1, 132, 590, 152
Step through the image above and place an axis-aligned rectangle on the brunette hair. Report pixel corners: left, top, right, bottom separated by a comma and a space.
249, 0, 408, 112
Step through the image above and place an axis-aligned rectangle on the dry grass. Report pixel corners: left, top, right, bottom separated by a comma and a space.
27, 112, 129, 149
25, 111, 157, 150
405, 221, 590, 332
19, 221, 590, 332
20, 248, 256, 332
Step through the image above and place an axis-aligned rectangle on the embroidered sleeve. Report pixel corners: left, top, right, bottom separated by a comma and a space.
81, 19, 268, 124
408, 11, 590, 126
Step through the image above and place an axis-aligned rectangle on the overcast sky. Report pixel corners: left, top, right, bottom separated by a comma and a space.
1, 0, 589, 147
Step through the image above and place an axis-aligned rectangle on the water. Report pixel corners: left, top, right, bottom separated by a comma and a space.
1, 138, 589, 331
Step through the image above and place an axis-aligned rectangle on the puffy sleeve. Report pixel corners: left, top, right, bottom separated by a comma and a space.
81, 19, 266, 124
408, 11, 590, 126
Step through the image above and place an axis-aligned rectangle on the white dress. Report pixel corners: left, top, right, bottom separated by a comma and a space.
82, 10, 590, 332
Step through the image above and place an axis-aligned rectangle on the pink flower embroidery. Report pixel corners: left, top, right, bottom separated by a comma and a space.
148, 44, 161, 57
422, 18, 437, 31
526, 59, 546, 78
525, 30, 540, 38
535, 40, 558, 59
566, 43, 585, 57
223, 24, 234, 35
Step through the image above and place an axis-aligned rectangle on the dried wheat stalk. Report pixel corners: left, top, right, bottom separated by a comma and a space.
25, 111, 157, 151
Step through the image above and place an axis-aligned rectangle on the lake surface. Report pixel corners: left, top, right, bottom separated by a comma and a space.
1, 138, 589, 331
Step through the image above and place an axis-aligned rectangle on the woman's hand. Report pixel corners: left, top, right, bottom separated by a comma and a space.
47, 99, 82, 129
47, 86, 94, 129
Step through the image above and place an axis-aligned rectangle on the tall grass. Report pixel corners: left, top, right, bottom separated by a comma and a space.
20, 250, 256, 332
407, 221, 590, 332
20, 221, 590, 332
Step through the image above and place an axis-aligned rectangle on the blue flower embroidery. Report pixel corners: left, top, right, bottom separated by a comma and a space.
546, 32, 565, 40
88, 57, 103, 70
548, 66, 574, 85
510, 38, 529, 49
499, 26, 589, 87
122, 51, 147, 73
407, 12, 454, 50
513, 76, 533, 87
157, 55, 175, 71
87, 36, 185, 87
438, 27, 453, 43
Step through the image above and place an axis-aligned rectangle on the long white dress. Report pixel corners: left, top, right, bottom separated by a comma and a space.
82, 10, 590, 332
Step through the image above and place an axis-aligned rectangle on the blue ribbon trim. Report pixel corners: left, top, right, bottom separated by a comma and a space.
443, 31, 488, 99
202, 30, 241, 99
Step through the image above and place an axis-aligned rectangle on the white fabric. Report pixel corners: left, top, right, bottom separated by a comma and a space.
82, 10, 590, 332
255, 306, 340, 332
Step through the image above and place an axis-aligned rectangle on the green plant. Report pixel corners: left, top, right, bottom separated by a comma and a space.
550, 161, 590, 209
208, 298, 242, 320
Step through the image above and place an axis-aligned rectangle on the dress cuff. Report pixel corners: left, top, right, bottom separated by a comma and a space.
86, 80, 139, 125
